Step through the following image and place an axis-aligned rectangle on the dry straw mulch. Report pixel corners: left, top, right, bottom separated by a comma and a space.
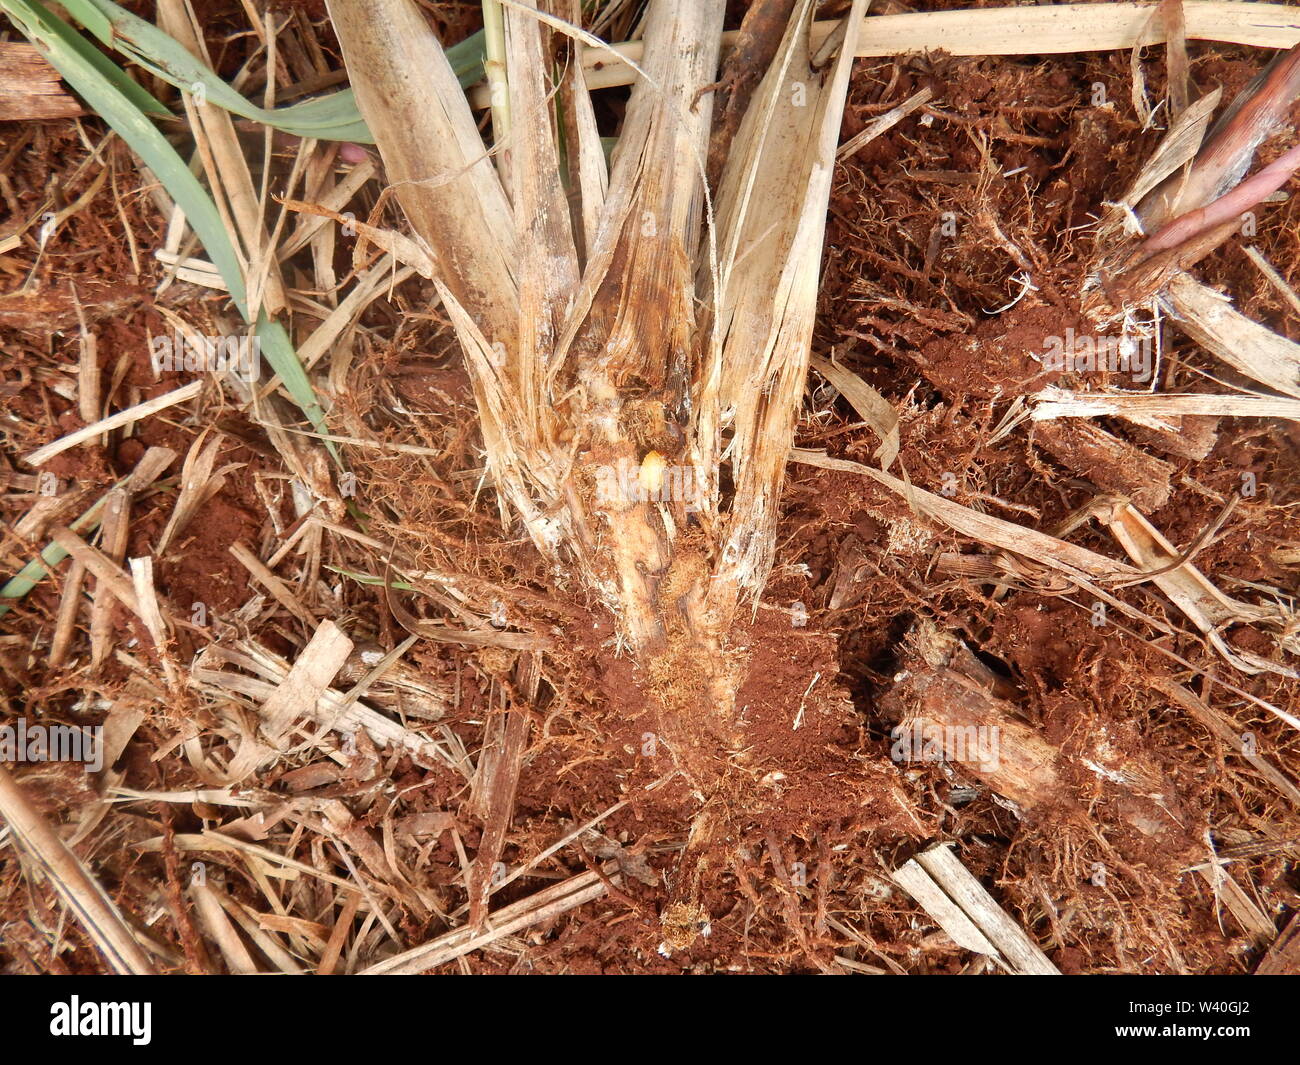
2, 0, 1300, 975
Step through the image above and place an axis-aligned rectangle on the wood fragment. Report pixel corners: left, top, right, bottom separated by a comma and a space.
1097, 498, 1299, 681
837, 87, 933, 160
810, 353, 899, 469
91, 488, 131, 668
1031, 387, 1300, 424
0, 43, 81, 120
566, 4, 1300, 98
229, 541, 318, 628
70, 288, 100, 426
49, 527, 142, 619
1033, 420, 1173, 512
916, 844, 1060, 974
189, 878, 260, 974
1255, 913, 1300, 974
893, 843, 1060, 974
883, 623, 1064, 813
0, 764, 155, 975
1196, 863, 1275, 943
468, 653, 536, 928
49, 560, 87, 669
1153, 677, 1300, 807
883, 621, 1198, 851
1166, 272, 1300, 399
128, 556, 171, 652
317, 893, 362, 976
257, 620, 355, 745
212, 888, 305, 973
891, 859, 1001, 956
360, 866, 618, 974
24, 382, 203, 467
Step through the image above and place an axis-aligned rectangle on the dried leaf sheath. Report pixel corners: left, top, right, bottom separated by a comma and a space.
502, 5, 578, 438
325, 0, 518, 347
702, 0, 868, 619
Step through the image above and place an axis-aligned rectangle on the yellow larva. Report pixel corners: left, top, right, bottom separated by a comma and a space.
639, 450, 667, 496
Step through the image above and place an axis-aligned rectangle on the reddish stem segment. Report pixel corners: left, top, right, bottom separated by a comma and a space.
1140, 139, 1300, 257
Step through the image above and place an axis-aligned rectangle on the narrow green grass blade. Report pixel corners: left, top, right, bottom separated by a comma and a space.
71, 0, 370, 139
57, 0, 487, 142
0, 543, 72, 615
8, 0, 251, 315
448, 32, 490, 88
256, 315, 338, 463
47, 0, 109, 40
0, 478, 139, 616
5, 0, 338, 461
327, 567, 416, 593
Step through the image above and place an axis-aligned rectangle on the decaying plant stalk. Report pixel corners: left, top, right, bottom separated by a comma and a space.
1087, 35, 1300, 405
326, 0, 867, 941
